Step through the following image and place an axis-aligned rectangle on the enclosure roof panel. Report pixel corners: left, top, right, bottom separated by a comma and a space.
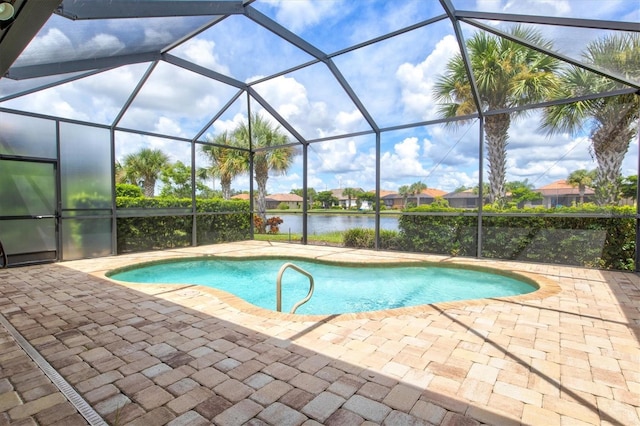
0, 0, 637, 142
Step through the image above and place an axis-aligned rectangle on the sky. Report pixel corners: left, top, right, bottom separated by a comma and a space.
1, 0, 638, 196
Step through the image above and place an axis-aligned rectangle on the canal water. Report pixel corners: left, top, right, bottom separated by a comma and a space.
275, 214, 399, 234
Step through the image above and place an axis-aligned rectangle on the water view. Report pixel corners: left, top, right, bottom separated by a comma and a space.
276, 214, 399, 235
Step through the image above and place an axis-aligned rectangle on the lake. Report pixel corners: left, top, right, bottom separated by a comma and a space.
274, 213, 399, 235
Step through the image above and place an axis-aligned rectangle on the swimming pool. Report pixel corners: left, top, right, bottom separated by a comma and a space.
108, 257, 537, 315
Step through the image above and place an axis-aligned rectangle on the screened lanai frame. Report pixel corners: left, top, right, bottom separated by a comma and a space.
0, 0, 638, 268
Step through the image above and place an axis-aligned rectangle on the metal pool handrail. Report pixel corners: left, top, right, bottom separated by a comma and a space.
276, 262, 314, 314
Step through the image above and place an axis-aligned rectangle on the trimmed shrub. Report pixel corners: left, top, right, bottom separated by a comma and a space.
115, 183, 143, 198
343, 228, 375, 248
343, 228, 403, 250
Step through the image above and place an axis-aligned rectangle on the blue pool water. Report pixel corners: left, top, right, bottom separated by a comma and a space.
109, 258, 536, 315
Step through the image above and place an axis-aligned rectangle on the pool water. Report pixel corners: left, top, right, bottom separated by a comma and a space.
109, 258, 536, 315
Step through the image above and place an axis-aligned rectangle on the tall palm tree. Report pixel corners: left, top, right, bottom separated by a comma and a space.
201, 132, 247, 200
567, 169, 596, 205
541, 34, 640, 206
234, 113, 296, 228
434, 26, 560, 204
122, 148, 169, 197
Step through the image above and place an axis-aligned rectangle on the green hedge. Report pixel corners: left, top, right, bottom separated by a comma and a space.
397, 205, 635, 270
399, 213, 477, 256
116, 197, 250, 253
342, 228, 404, 251
196, 199, 251, 245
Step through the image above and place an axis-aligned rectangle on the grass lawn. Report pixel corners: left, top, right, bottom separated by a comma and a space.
253, 231, 345, 245
266, 209, 400, 216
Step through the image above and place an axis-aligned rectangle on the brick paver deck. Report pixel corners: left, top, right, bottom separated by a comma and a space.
0, 241, 638, 425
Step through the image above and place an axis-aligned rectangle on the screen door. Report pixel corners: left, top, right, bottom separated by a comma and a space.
0, 159, 58, 265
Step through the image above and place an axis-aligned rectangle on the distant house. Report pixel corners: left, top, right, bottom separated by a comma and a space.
231, 193, 303, 209
443, 189, 482, 208
231, 193, 251, 200
412, 188, 447, 206
379, 190, 399, 209
383, 188, 447, 209
330, 188, 366, 209
535, 180, 595, 207
265, 193, 303, 209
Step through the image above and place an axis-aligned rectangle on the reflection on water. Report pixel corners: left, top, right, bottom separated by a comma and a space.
274, 214, 398, 234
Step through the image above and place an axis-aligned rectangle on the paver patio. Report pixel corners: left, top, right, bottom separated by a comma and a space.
0, 241, 638, 425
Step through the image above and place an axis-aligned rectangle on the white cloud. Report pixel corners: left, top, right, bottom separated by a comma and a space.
252, 75, 365, 139
112, 62, 238, 135
380, 137, 429, 179
508, 0, 570, 15
143, 26, 179, 47
269, 0, 342, 33
170, 38, 231, 74
252, 75, 310, 119
309, 139, 359, 173
154, 117, 183, 137
396, 35, 460, 121
507, 136, 599, 186
16, 28, 73, 65
436, 169, 479, 192
267, 172, 301, 194
335, 109, 364, 132
5, 89, 89, 122
80, 33, 125, 56
210, 113, 247, 136
478, 0, 571, 15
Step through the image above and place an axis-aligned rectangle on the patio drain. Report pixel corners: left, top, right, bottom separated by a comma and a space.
0, 313, 107, 426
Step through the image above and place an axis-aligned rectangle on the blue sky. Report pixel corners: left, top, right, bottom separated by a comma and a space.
1, 0, 638, 195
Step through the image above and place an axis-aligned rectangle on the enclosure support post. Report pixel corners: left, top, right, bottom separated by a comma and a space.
635, 113, 640, 273
302, 143, 308, 245
110, 128, 117, 256
477, 116, 484, 259
375, 131, 381, 250
247, 93, 255, 240
191, 140, 197, 247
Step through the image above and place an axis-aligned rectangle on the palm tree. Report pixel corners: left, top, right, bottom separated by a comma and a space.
541, 34, 640, 206
342, 187, 360, 209
409, 181, 427, 206
398, 185, 411, 209
234, 113, 296, 228
434, 26, 560, 204
201, 132, 247, 200
290, 188, 317, 207
567, 169, 596, 205
114, 161, 127, 184
122, 148, 170, 197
